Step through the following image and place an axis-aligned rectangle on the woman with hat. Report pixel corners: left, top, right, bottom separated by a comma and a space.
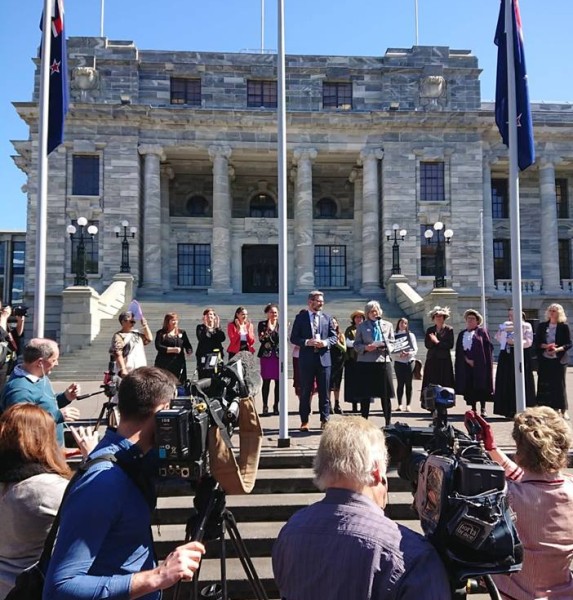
420, 306, 455, 406
455, 309, 494, 416
343, 309, 365, 413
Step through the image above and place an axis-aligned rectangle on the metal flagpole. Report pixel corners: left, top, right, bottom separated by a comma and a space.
505, 0, 526, 413
277, 0, 290, 447
414, 0, 419, 45
34, 0, 54, 338
261, 0, 265, 53
100, 0, 105, 37
479, 209, 487, 327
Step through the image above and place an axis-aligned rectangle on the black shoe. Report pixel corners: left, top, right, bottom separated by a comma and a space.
273, 404, 279, 415
334, 403, 342, 415
262, 405, 269, 416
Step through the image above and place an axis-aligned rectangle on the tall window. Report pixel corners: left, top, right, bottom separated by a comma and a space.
559, 239, 571, 279
10, 241, 25, 304
177, 244, 211, 286
72, 156, 99, 196
556, 179, 569, 219
70, 220, 99, 275
420, 225, 438, 276
420, 162, 445, 201
170, 78, 201, 105
314, 245, 346, 287
322, 82, 352, 110
491, 179, 509, 219
250, 194, 276, 218
247, 80, 277, 108
315, 198, 338, 219
493, 239, 511, 279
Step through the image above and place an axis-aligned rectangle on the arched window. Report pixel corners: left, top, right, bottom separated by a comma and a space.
250, 193, 276, 218
315, 197, 338, 219
186, 195, 210, 217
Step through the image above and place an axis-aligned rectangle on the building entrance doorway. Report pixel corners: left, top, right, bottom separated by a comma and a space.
242, 245, 278, 293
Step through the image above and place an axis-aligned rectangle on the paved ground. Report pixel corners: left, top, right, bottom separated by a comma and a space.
52, 368, 573, 454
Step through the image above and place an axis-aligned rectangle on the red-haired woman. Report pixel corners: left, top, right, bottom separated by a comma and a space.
0, 404, 72, 598
154, 312, 193, 384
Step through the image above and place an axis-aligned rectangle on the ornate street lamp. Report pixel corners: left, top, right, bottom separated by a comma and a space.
114, 220, 137, 273
67, 217, 98, 286
424, 221, 453, 288
385, 223, 407, 275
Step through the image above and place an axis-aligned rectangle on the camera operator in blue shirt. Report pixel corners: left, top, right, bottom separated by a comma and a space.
272, 416, 450, 600
43, 367, 205, 600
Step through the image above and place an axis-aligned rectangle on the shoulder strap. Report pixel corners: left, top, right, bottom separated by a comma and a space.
36, 455, 117, 571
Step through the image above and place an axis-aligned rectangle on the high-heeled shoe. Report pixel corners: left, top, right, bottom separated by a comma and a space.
334, 402, 342, 415
273, 403, 279, 415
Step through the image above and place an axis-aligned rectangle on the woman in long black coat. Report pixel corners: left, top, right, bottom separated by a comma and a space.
154, 312, 193, 384
420, 306, 455, 408
535, 303, 572, 419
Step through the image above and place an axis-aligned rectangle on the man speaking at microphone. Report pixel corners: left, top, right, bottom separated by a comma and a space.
0, 338, 80, 447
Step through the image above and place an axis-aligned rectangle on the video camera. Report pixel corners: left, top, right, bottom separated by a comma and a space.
12, 305, 28, 318
155, 352, 262, 491
385, 415, 522, 596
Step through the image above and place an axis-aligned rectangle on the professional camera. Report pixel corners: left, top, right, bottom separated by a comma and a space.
422, 383, 455, 427
155, 351, 262, 490
12, 305, 28, 317
385, 418, 522, 598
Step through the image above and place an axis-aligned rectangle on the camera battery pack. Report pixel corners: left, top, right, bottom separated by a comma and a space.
455, 458, 505, 496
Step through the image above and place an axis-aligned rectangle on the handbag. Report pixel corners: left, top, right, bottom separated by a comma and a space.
5, 455, 119, 600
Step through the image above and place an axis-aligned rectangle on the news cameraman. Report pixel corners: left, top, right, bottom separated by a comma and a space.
0, 303, 25, 393
43, 367, 205, 599
467, 408, 573, 599
272, 416, 450, 599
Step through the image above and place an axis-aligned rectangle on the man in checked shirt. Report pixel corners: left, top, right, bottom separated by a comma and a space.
272, 416, 450, 599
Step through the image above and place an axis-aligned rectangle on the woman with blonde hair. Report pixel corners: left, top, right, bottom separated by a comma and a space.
469, 407, 573, 599
0, 404, 72, 598
535, 303, 571, 419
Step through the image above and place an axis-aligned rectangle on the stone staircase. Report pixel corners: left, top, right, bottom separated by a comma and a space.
52, 291, 424, 381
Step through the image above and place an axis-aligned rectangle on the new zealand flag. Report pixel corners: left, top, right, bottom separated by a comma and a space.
494, 0, 535, 171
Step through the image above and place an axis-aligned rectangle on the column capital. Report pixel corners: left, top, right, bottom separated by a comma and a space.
349, 166, 363, 183
138, 144, 166, 161
208, 145, 232, 161
292, 148, 317, 164
228, 165, 236, 181
538, 155, 564, 170
359, 147, 384, 164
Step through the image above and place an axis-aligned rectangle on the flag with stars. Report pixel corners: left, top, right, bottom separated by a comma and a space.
494, 0, 535, 171
41, 0, 68, 154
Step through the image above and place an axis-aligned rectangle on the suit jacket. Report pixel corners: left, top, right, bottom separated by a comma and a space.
534, 321, 572, 361
354, 319, 395, 363
290, 310, 337, 367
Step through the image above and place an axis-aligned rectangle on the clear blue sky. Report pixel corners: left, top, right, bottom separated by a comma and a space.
1, 0, 571, 230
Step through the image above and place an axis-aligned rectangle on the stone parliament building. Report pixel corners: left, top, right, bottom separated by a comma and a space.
11, 37, 573, 335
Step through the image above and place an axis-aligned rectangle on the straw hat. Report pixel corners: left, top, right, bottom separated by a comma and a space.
428, 306, 451, 319
463, 309, 483, 326
350, 309, 365, 322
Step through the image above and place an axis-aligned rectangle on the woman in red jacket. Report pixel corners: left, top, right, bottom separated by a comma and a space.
227, 306, 255, 359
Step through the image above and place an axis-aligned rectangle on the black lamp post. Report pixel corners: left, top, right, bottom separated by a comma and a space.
385, 223, 407, 275
114, 220, 137, 273
67, 217, 98, 286
424, 221, 453, 288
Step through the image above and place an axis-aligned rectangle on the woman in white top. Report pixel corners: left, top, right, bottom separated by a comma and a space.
493, 308, 536, 419
392, 318, 418, 412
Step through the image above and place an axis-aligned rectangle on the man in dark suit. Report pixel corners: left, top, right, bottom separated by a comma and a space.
290, 290, 337, 431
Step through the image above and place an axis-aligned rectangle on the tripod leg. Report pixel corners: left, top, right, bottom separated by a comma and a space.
223, 510, 268, 600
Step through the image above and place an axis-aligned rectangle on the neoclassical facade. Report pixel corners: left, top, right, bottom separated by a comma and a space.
11, 38, 573, 334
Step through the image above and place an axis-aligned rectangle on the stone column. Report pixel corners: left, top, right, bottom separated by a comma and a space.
293, 148, 317, 292
160, 165, 174, 291
482, 158, 495, 292
208, 145, 233, 294
539, 158, 561, 294
360, 148, 384, 294
349, 167, 363, 292
139, 145, 165, 290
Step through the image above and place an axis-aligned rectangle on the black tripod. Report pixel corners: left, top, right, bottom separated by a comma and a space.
173, 476, 268, 600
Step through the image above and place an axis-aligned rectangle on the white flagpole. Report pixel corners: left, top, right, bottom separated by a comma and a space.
100, 0, 105, 37
34, 0, 54, 338
479, 209, 487, 327
415, 0, 419, 45
277, 0, 290, 447
261, 0, 265, 53
505, 0, 526, 412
